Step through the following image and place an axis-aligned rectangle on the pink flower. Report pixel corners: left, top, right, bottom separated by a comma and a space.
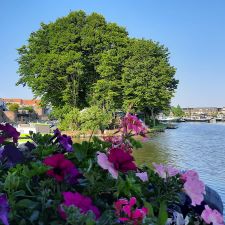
43, 154, 80, 183
114, 197, 148, 225
181, 170, 205, 206
136, 172, 148, 182
59, 192, 100, 220
121, 113, 147, 136
103, 135, 133, 153
153, 163, 179, 179
97, 152, 118, 179
97, 148, 137, 178
103, 136, 123, 147
201, 205, 224, 225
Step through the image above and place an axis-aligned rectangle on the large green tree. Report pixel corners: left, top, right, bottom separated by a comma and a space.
122, 39, 178, 121
17, 11, 128, 108
91, 47, 128, 111
17, 11, 178, 122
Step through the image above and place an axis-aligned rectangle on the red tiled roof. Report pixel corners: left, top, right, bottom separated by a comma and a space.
1, 98, 41, 106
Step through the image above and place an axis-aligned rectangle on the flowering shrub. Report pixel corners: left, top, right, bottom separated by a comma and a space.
0, 114, 224, 225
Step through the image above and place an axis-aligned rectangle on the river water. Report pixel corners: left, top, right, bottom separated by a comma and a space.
133, 122, 225, 213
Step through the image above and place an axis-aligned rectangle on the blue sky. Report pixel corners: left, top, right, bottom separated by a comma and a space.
1, 0, 225, 107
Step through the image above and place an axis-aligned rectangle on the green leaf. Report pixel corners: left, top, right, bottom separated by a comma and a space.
144, 201, 154, 217
74, 143, 87, 161
86, 218, 96, 225
157, 201, 168, 225
17, 199, 39, 209
13, 190, 26, 197
128, 137, 143, 149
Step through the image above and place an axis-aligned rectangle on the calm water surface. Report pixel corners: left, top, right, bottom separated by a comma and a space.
133, 122, 225, 212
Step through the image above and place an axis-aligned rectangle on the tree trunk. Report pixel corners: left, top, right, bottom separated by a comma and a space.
151, 108, 155, 127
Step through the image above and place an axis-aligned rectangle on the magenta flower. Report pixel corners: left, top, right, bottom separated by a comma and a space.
121, 113, 147, 135
114, 197, 148, 225
153, 163, 179, 179
97, 152, 118, 179
108, 148, 137, 173
43, 154, 80, 183
181, 170, 205, 206
0, 123, 20, 144
97, 148, 137, 178
201, 205, 224, 225
0, 194, 10, 225
59, 192, 100, 220
136, 172, 148, 182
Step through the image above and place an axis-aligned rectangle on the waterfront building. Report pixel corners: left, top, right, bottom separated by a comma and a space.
0, 98, 50, 123
182, 107, 222, 117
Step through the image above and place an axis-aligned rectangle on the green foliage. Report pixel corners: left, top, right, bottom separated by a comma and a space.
17, 11, 128, 109
8, 103, 19, 112
171, 105, 185, 117
17, 10, 178, 118
58, 106, 112, 132
128, 137, 143, 149
58, 107, 80, 131
19, 106, 34, 113
79, 106, 112, 132
64, 206, 96, 225
50, 105, 73, 121
122, 39, 178, 115
157, 202, 168, 225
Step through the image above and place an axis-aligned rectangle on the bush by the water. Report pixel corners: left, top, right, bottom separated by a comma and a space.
53, 105, 112, 132
0, 115, 224, 225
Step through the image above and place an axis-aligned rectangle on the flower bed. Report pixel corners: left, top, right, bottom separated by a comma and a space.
0, 114, 224, 225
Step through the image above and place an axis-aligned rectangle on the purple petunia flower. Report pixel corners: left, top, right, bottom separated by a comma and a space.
65, 167, 82, 185
58, 135, 74, 152
0, 147, 3, 157
1, 145, 24, 167
53, 129, 74, 152
54, 128, 61, 136
0, 194, 10, 225
0, 123, 20, 144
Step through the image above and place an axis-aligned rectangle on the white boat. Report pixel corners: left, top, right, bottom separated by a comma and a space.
158, 116, 179, 122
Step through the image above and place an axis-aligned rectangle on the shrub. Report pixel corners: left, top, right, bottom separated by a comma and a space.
79, 106, 112, 133
58, 108, 80, 131
8, 103, 19, 112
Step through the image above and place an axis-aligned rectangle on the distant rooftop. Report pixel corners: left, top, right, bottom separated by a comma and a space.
0, 98, 41, 106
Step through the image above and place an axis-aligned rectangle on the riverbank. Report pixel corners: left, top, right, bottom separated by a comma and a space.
17, 123, 168, 143
61, 123, 167, 138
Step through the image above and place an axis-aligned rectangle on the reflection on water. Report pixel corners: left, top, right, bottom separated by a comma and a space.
133, 122, 225, 212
